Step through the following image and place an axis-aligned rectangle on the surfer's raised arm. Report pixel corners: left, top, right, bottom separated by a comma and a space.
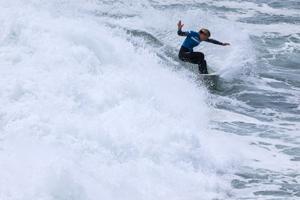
177, 20, 188, 36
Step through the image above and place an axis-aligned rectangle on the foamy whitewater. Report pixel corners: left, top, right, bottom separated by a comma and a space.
0, 0, 299, 199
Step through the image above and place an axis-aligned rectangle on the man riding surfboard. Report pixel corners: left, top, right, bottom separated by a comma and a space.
177, 20, 230, 74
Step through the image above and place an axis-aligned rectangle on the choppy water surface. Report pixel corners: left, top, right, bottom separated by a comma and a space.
0, 0, 299, 199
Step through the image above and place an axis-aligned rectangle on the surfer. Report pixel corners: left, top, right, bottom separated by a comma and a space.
177, 20, 230, 74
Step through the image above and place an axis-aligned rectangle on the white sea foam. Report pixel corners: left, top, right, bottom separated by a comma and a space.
0, 0, 245, 199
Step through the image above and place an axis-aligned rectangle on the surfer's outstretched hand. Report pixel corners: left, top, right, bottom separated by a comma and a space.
177, 20, 184, 30
222, 43, 230, 46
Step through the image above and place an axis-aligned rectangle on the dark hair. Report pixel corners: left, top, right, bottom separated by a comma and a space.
200, 29, 211, 37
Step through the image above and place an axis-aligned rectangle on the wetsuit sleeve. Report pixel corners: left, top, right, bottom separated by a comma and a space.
177, 29, 189, 36
206, 38, 224, 45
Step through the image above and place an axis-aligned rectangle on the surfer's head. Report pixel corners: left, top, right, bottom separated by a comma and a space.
199, 28, 211, 41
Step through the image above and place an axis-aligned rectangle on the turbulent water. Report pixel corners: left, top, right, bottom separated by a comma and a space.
0, 0, 299, 199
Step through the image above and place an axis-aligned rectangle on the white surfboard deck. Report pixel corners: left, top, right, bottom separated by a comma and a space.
200, 73, 219, 77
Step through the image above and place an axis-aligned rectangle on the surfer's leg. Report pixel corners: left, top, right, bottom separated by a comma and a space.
178, 47, 189, 62
199, 59, 208, 74
179, 47, 199, 63
179, 52, 202, 64
187, 52, 208, 74
179, 49, 208, 74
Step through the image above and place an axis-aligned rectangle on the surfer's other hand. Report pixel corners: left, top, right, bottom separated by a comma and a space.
177, 20, 184, 30
222, 43, 230, 46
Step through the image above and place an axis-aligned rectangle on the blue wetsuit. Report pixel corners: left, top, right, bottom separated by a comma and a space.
178, 29, 224, 74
